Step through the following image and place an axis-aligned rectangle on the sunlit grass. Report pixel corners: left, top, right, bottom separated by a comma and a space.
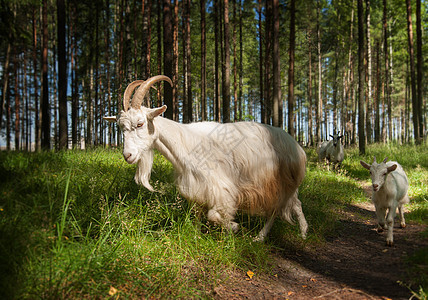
0, 143, 426, 298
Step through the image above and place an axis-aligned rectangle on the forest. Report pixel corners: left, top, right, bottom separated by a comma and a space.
0, 0, 426, 152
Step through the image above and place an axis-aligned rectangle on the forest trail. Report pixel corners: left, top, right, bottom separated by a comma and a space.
213, 198, 427, 300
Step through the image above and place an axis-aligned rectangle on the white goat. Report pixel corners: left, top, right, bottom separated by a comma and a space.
360, 157, 410, 246
317, 132, 344, 170
104, 75, 308, 241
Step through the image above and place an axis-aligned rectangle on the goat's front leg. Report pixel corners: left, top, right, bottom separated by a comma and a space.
374, 204, 387, 233
385, 204, 397, 246
207, 207, 239, 233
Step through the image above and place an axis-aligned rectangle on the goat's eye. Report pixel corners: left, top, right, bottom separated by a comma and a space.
137, 122, 144, 128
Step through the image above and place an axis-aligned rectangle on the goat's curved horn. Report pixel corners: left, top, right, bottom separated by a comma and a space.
123, 80, 146, 111
373, 156, 377, 163
131, 75, 173, 110
383, 157, 388, 163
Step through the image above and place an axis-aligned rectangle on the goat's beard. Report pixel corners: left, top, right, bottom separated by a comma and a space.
134, 149, 155, 192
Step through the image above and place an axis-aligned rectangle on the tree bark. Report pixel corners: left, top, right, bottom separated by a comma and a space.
222, 0, 231, 123
357, 0, 365, 154
316, 0, 322, 143
58, 0, 68, 149
415, 0, 423, 141
258, 0, 264, 123
406, 0, 418, 143
214, 0, 220, 122
383, 0, 392, 142
200, 0, 207, 121
14, 49, 20, 150
307, 30, 313, 146
163, 0, 173, 119
273, 0, 281, 129
41, 0, 50, 150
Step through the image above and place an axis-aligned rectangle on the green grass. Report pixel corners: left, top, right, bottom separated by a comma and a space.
0, 144, 426, 298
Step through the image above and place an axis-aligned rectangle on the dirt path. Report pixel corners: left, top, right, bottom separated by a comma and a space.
213, 198, 427, 300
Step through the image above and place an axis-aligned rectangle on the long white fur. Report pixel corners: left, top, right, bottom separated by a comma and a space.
360, 157, 410, 246
112, 105, 308, 241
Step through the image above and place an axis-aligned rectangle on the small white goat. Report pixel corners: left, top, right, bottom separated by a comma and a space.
360, 157, 410, 246
317, 132, 344, 170
104, 75, 308, 241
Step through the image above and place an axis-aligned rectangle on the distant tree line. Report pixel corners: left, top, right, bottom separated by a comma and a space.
0, 0, 426, 152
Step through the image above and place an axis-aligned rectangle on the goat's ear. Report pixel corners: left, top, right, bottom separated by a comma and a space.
360, 160, 371, 170
147, 105, 167, 120
103, 116, 117, 123
387, 164, 397, 173
339, 135, 343, 139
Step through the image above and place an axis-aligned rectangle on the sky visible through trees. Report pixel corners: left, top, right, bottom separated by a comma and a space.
0, 0, 426, 151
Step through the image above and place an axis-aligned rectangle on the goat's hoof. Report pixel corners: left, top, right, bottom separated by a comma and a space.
386, 240, 394, 247
377, 227, 384, 233
229, 222, 239, 233
253, 234, 265, 242
400, 223, 406, 229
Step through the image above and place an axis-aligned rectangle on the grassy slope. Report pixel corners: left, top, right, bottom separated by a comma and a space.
0, 144, 426, 298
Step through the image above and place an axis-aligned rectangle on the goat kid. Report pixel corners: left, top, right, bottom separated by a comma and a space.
360, 157, 410, 246
104, 75, 308, 241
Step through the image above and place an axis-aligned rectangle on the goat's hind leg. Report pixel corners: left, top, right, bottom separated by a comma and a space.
254, 212, 277, 242
398, 204, 406, 228
292, 197, 308, 239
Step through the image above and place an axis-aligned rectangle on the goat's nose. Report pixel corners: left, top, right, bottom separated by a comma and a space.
373, 184, 379, 190
123, 152, 132, 161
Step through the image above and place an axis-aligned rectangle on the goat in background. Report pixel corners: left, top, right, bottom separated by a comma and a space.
317, 131, 345, 170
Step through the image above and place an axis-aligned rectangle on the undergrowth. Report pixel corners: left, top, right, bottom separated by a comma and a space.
0, 144, 426, 298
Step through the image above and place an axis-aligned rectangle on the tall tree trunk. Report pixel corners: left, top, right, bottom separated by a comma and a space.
214, 0, 220, 121
415, 0, 423, 141
258, 0, 264, 123
185, 0, 192, 122
173, 0, 179, 121
383, 0, 392, 142
357, 0, 365, 154
41, 0, 50, 150
95, 5, 100, 145
307, 30, 313, 146
238, 0, 243, 121
316, 1, 322, 143
32, 7, 40, 150
365, 0, 372, 143
163, 0, 173, 119
406, 0, 418, 144
265, 0, 272, 125
14, 50, 20, 150
70, 1, 78, 147
222, 0, 230, 123
375, 40, 381, 143
57, 0, 68, 149
1, 42, 11, 133
273, 0, 281, 129
104, 0, 111, 146
200, 0, 206, 121
232, 0, 237, 121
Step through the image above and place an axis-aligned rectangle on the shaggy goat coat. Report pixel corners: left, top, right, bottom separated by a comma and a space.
116, 106, 308, 240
